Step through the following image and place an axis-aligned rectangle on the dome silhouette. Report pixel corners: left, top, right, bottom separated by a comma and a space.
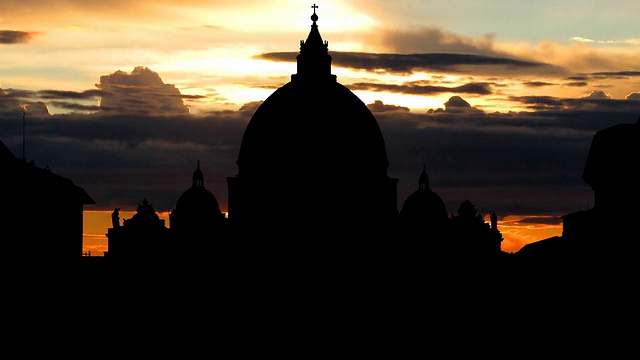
400, 164, 448, 225
238, 80, 390, 178
171, 161, 225, 237
227, 7, 398, 235
175, 161, 221, 216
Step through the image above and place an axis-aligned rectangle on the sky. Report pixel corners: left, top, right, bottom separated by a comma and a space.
1, 0, 639, 256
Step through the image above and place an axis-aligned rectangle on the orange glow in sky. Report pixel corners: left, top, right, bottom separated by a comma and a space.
2, 1, 638, 259
82, 211, 562, 256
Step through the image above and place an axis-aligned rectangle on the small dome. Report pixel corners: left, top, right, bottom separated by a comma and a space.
400, 166, 447, 223
175, 161, 222, 216
400, 188, 447, 221
175, 185, 221, 215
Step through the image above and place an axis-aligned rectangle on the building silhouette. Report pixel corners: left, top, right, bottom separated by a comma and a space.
169, 161, 227, 252
0, 138, 94, 262
226, 7, 399, 245
5, 6, 637, 272
105, 197, 171, 261
514, 114, 640, 266
97, 8, 506, 269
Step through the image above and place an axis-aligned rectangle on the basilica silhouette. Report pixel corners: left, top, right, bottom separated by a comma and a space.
102, 8, 506, 268
2, 7, 638, 272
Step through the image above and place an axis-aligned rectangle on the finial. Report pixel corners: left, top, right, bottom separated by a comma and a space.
311, 4, 318, 22
197, 159, 200, 169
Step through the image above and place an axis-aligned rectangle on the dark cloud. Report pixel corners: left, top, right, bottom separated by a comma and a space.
523, 81, 554, 87
510, 94, 640, 113
0, 88, 23, 115
367, 100, 409, 113
566, 81, 588, 87
96, 66, 190, 116
256, 51, 563, 76
0, 30, 37, 44
2, 93, 639, 233
23, 101, 51, 116
181, 94, 209, 100
569, 71, 640, 82
378, 102, 639, 217
348, 81, 492, 95
48, 101, 101, 112
0, 109, 250, 212
38, 89, 105, 100
589, 71, 640, 79
509, 96, 565, 111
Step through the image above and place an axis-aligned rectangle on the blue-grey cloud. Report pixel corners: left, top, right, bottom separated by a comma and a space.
523, 81, 555, 87
367, 100, 410, 113
256, 51, 563, 76
348, 81, 493, 95
3, 92, 638, 223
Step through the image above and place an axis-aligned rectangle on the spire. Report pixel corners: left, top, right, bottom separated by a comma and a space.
192, 160, 204, 188
292, 4, 336, 83
418, 163, 430, 190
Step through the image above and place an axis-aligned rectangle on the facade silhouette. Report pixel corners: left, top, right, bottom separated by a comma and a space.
226, 7, 399, 244
514, 114, 640, 267
0, 138, 94, 263
2, 7, 637, 272
97, 9, 506, 268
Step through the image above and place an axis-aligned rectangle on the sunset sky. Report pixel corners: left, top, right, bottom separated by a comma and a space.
1, 0, 639, 255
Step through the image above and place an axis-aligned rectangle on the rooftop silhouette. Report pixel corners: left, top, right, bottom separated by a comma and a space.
1, 6, 638, 280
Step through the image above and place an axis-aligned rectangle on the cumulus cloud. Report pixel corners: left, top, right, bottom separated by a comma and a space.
23, 101, 51, 116
625, 92, 640, 101
427, 96, 484, 115
0, 30, 37, 44
367, 100, 410, 113
0, 88, 22, 115
238, 100, 263, 113
96, 66, 190, 116
581, 90, 611, 99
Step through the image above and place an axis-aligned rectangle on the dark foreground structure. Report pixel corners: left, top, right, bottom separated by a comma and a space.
2, 8, 638, 281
